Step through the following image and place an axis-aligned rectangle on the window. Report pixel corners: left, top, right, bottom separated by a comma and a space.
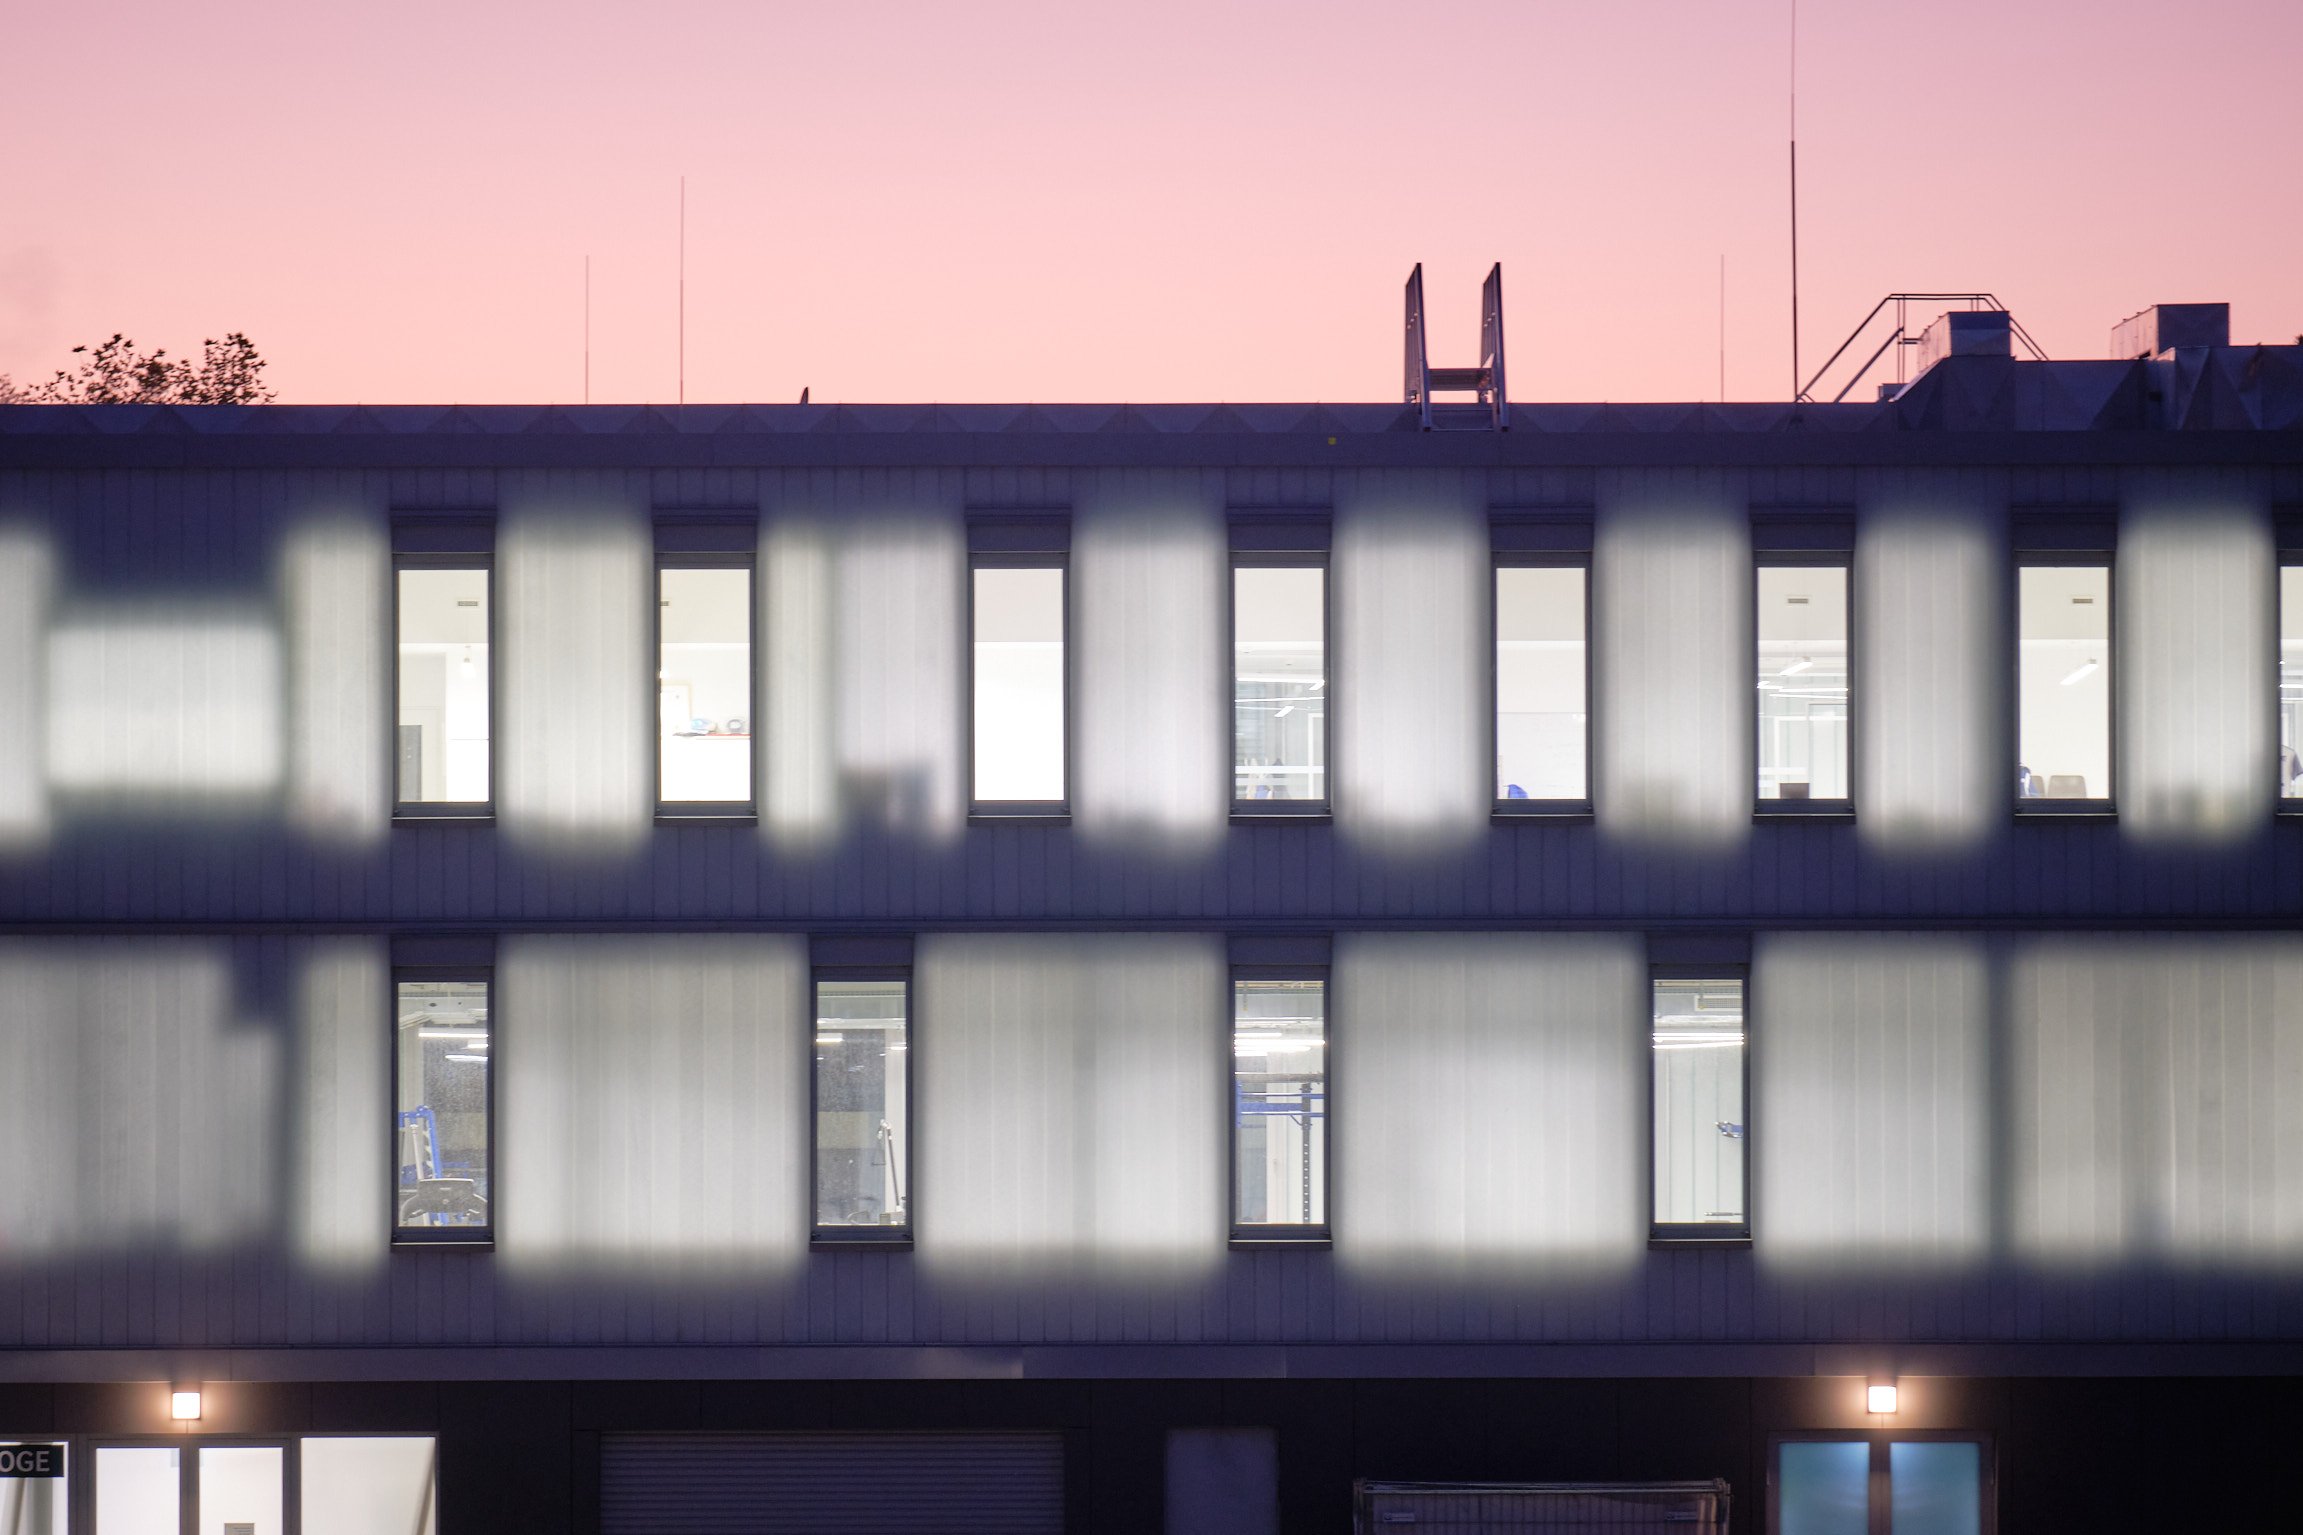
813, 976, 910, 1241
1757, 563, 1850, 808
970, 561, 1068, 811
1651, 974, 1747, 1240
1494, 561, 1589, 807
1232, 563, 1328, 811
2016, 562, 2112, 808
394, 974, 492, 1241
394, 563, 492, 812
0, 1441, 64, 1535
1231, 976, 1327, 1239
656, 560, 754, 811
1771, 1435, 1992, 1535
2282, 562, 2302, 803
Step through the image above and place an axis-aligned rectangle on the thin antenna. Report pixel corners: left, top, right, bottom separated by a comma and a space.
1789, 0, 1801, 401
1719, 254, 1727, 402
584, 255, 591, 406
678, 176, 686, 407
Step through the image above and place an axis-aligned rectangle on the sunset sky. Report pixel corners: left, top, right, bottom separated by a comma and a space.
5, 0, 2299, 406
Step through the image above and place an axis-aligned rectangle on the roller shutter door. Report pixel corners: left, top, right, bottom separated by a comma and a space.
600, 1431, 1064, 1534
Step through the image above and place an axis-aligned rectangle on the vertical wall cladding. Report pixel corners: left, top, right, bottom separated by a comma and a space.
1072, 468, 1227, 853
1333, 472, 1487, 859
2120, 474, 2271, 843
1593, 468, 1751, 848
498, 934, 808, 1273
1856, 471, 2005, 855
1755, 933, 1990, 1269
0, 516, 51, 850
499, 472, 652, 851
283, 508, 389, 843
295, 935, 389, 1273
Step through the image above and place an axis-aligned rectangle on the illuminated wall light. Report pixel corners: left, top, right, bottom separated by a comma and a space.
170, 1388, 203, 1421
1867, 1380, 1900, 1415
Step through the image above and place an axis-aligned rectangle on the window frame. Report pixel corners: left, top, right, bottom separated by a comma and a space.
965, 551, 1073, 820
388, 963, 496, 1249
389, 552, 497, 821
1767, 1430, 1997, 1535
1227, 963, 1332, 1247
808, 964, 915, 1249
1490, 551, 1594, 818
2012, 544, 2118, 817
1752, 551, 1856, 818
1227, 552, 1334, 820
1647, 962, 1753, 1247
651, 550, 759, 819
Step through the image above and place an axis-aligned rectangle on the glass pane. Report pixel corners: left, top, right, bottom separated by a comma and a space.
972, 565, 1066, 802
1779, 1441, 1869, 1535
96, 1446, 177, 1535
2017, 565, 2111, 801
1891, 1441, 1982, 1535
658, 565, 753, 804
1652, 978, 1746, 1228
2282, 566, 2302, 799
0, 1442, 67, 1535
1233, 565, 1326, 803
395, 979, 491, 1230
1496, 565, 1587, 801
815, 980, 910, 1231
1758, 565, 1849, 800
396, 566, 490, 803
302, 1438, 438, 1535
199, 1446, 283, 1535
1233, 979, 1327, 1227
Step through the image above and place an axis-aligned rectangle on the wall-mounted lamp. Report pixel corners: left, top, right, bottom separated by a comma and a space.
1866, 1379, 1899, 1415
170, 1387, 203, 1421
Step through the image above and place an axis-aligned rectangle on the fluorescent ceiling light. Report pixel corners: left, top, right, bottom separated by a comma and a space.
2060, 659, 2100, 686
418, 1028, 488, 1041
1275, 705, 1294, 718
444, 1053, 489, 1064
814, 1033, 845, 1045
1778, 657, 1813, 676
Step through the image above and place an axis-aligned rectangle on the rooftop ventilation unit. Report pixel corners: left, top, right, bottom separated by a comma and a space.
2111, 303, 2230, 358
1405, 264, 1508, 431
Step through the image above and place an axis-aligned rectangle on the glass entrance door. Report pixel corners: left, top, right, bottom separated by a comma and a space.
93, 1443, 288, 1535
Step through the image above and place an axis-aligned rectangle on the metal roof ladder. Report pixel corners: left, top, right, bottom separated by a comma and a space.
1405, 262, 1509, 430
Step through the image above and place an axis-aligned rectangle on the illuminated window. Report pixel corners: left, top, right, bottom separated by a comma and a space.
813, 976, 911, 1241
1232, 976, 1327, 1239
394, 563, 492, 811
2017, 562, 2113, 808
656, 561, 754, 811
1773, 1436, 1991, 1535
2281, 563, 2302, 803
1651, 974, 1747, 1240
393, 974, 492, 1242
971, 562, 1068, 810
1494, 561, 1589, 806
1756, 562, 1851, 807
1233, 564, 1328, 811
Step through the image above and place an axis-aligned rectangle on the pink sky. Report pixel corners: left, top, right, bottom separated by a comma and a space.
5, 0, 2299, 406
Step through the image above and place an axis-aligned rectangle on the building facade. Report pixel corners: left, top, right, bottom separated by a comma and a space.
3, 315, 2303, 1532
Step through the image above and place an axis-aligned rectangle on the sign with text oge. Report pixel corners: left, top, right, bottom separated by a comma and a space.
0, 1444, 64, 1477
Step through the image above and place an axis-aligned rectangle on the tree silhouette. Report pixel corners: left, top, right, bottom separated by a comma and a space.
13, 333, 276, 404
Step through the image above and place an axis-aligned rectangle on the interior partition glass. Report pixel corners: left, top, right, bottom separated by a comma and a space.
1651, 976, 1747, 1236
394, 976, 492, 1239
813, 978, 910, 1237
302, 1438, 438, 1535
2281, 564, 2302, 801
1757, 563, 1850, 804
1232, 978, 1327, 1235
1777, 1440, 1869, 1535
657, 562, 754, 807
971, 563, 1067, 808
1890, 1441, 1984, 1535
2017, 563, 2112, 804
394, 564, 491, 808
1233, 564, 1327, 807
95, 1446, 176, 1535
0, 1442, 66, 1535
1495, 562, 1588, 803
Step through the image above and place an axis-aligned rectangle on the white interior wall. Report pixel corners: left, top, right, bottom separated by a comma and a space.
499, 934, 807, 1269
972, 566, 1065, 801
1494, 565, 1587, 800
2121, 494, 2270, 839
916, 933, 1224, 1267
1335, 481, 1485, 847
1336, 932, 1644, 1270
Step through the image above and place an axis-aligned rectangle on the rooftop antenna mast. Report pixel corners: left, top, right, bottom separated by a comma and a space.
678, 176, 686, 407
1789, 0, 1801, 402
584, 255, 591, 406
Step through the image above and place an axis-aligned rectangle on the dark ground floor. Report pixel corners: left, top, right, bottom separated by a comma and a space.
4, 1371, 2301, 1532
